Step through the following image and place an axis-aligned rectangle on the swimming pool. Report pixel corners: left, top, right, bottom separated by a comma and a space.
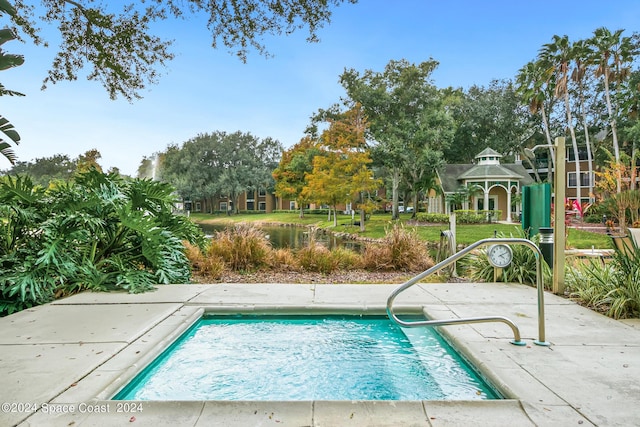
114, 315, 500, 401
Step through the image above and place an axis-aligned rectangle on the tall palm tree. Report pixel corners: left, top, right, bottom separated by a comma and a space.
515, 60, 556, 183
588, 27, 637, 193
570, 39, 596, 202
540, 35, 582, 205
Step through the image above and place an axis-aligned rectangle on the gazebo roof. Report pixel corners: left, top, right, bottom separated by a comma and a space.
475, 147, 502, 158
457, 164, 524, 180
437, 146, 534, 193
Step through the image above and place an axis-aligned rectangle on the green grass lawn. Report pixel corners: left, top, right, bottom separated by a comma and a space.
190, 212, 611, 249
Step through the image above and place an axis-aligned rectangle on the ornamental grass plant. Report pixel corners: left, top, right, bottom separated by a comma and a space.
207, 223, 272, 271
567, 244, 640, 319
361, 224, 433, 271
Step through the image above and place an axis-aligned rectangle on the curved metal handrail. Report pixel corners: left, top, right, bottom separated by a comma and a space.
387, 237, 549, 346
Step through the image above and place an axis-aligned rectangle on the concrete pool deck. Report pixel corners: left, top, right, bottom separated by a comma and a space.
1, 282, 639, 426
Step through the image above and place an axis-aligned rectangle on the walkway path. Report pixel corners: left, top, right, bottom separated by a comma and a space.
1, 283, 639, 426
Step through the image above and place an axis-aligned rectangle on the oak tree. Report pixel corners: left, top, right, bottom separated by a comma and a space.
8, 0, 357, 101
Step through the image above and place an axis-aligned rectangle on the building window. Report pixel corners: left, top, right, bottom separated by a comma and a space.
567, 147, 589, 161
289, 201, 296, 210
567, 172, 593, 187
194, 201, 201, 212
259, 189, 266, 196
259, 202, 266, 211
219, 202, 227, 212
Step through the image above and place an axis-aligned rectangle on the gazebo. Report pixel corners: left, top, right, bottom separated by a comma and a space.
433, 148, 534, 222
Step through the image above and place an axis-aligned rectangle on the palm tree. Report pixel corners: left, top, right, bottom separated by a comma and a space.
515, 60, 556, 183
587, 27, 637, 193
540, 35, 582, 206
570, 39, 596, 202
446, 184, 484, 211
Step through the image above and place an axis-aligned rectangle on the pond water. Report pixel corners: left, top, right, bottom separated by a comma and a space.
199, 223, 363, 252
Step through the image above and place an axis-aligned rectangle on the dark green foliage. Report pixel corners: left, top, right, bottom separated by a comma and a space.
567, 242, 640, 319
161, 131, 283, 215
0, 170, 205, 316
454, 210, 502, 224
415, 213, 449, 223
2, 154, 76, 186
10, 0, 355, 101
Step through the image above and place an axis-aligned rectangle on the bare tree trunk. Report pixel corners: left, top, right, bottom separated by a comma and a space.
582, 115, 595, 201
391, 167, 400, 220
359, 191, 366, 232
631, 145, 638, 191
541, 105, 555, 184
524, 154, 542, 182
564, 93, 581, 210
603, 71, 622, 193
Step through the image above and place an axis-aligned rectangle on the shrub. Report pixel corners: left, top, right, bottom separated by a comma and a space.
415, 213, 449, 223
184, 241, 225, 279
0, 171, 206, 316
269, 248, 300, 271
453, 210, 502, 224
567, 244, 640, 319
331, 247, 362, 270
297, 242, 337, 274
208, 223, 272, 271
583, 214, 601, 224
361, 224, 433, 271
454, 210, 485, 224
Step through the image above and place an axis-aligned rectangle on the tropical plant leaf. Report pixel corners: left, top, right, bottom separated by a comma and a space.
0, 82, 25, 96
0, 141, 16, 164
0, 115, 21, 167
0, 0, 17, 16
0, 169, 204, 315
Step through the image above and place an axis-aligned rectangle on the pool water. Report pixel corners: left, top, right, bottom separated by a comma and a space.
114, 315, 500, 401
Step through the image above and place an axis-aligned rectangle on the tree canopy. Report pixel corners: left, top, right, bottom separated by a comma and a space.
340, 59, 451, 219
303, 104, 380, 227
1, 148, 107, 186
8, 0, 357, 101
446, 79, 533, 164
161, 130, 282, 213
272, 135, 321, 218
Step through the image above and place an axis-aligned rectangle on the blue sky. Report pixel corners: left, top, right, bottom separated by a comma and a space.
3, 0, 640, 176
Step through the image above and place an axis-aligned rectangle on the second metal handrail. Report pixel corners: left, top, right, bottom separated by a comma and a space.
387, 237, 549, 346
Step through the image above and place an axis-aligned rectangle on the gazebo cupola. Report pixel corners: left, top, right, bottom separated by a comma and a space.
475, 147, 503, 166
